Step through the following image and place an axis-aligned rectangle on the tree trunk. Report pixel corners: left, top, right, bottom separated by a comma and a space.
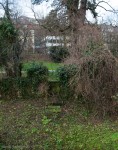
67, 0, 87, 54
13, 62, 22, 77
13, 43, 22, 77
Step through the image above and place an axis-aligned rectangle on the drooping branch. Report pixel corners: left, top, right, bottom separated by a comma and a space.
95, 1, 117, 12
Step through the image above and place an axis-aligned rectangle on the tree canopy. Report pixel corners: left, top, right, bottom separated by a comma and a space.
32, 0, 99, 20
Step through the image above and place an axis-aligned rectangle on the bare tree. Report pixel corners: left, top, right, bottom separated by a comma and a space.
32, 0, 117, 53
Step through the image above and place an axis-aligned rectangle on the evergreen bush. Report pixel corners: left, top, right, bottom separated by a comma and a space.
27, 63, 48, 81
56, 64, 78, 101
49, 46, 69, 63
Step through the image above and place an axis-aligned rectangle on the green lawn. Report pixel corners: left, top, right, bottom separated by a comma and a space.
0, 61, 62, 80
0, 61, 61, 72
23, 61, 62, 71
0, 99, 118, 150
22, 61, 62, 81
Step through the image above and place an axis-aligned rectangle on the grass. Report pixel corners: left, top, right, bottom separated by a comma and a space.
0, 61, 62, 81
0, 99, 118, 150
22, 61, 62, 71
22, 61, 61, 81
22, 61, 62, 81
0, 61, 62, 72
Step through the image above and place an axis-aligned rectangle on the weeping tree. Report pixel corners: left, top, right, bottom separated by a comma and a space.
0, 0, 27, 77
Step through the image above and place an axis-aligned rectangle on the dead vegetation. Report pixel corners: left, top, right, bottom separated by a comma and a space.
65, 25, 118, 117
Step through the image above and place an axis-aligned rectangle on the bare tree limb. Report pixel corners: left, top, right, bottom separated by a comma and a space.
95, 1, 118, 13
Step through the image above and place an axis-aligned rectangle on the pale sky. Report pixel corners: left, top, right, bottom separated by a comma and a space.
18, 0, 52, 18
18, 0, 118, 24
1, 0, 118, 23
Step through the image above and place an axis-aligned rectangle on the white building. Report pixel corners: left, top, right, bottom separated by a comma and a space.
42, 36, 70, 49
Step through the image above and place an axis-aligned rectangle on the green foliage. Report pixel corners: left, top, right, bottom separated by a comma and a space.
49, 46, 69, 63
26, 63, 48, 93
0, 63, 59, 99
0, 76, 48, 99
0, 18, 22, 78
0, 77, 31, 99
56, 64, 78, 101
23, 61, 61, 71
57, 64, 78, 85
23, 61, 61, 81
27, 63, 48, 81
0, 143, 4, 150
42, 115, 51, 126
0, 19, 16, 66
0, 18, 17, 43
16, 77, 33, 98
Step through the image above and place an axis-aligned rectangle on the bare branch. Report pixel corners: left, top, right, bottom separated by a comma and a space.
0, 2, 6, 11
95, 1, 118, 13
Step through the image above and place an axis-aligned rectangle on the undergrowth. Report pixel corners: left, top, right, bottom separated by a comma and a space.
0, 100, 118, 150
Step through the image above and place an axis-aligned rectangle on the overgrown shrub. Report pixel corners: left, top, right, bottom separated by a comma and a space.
16, 77, 32, 98
27, 64, 49, 94
69, 50, 118, 116
49, 46, 69, 63
0, 64, 57, 99
57, 64, 78, 85
0, 77, 34, 99
0, 77, 48, 99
